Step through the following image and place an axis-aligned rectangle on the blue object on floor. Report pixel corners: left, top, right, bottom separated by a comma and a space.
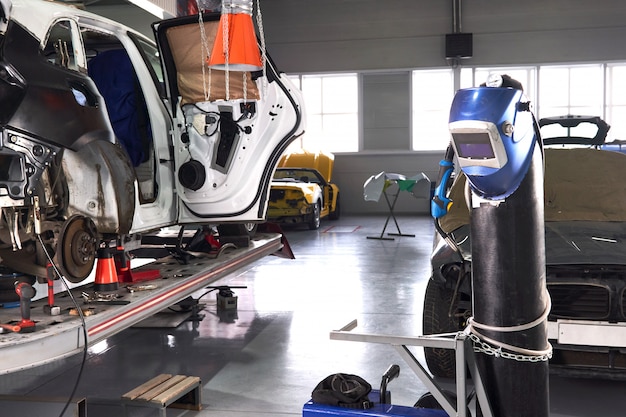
1, 302, 19, 309
303, 391, 448, 417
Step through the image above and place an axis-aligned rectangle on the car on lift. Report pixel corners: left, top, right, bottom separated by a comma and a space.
0, 0, 304, 300
267, 150, 340, 229
423, 115, 626, 379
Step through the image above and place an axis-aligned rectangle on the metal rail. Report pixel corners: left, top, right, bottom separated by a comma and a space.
0, 233, 282, 375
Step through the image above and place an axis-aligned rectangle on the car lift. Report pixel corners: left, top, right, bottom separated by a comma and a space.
0, 231, 283, 375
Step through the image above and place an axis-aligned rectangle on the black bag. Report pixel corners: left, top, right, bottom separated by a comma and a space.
311, 373, 374, 409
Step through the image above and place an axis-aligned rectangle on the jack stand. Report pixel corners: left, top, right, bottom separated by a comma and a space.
15, 281, 36, 333
93, 245, 119, 293
115, 244, 161, 283
43, 264, 60, 316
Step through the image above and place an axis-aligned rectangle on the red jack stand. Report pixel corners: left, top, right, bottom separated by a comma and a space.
115, 245, 161, 283
94, 247, 119, 292
14, 281, 36, 333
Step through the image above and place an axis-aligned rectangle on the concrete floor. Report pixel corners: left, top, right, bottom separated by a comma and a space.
1, 215, 626, 416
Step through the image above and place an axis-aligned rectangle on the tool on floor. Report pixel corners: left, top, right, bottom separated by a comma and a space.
14, 281, 36, 333
82, 291, 130, 305
126, 284, 158, 293
0, 323, 21, 333
216, 287, 237, 310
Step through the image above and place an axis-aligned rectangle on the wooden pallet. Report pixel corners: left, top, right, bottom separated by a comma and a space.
121, 373, 201, 417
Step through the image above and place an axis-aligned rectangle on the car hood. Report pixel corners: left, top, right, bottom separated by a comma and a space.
444, 221, 626, 267
278, 150, 334, 182
271, 181, 320, 194
545, 221, 626, 265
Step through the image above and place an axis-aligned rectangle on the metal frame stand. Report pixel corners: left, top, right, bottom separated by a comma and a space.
330, 320, 494, 417
367, 189, 415, 240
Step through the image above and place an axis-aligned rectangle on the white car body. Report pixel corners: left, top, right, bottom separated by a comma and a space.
0, 0, 304, 284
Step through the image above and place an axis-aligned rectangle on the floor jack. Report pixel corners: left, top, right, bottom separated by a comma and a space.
302, 320, 492, 417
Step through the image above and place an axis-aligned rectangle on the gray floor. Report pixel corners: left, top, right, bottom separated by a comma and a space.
1, 215, 626, 416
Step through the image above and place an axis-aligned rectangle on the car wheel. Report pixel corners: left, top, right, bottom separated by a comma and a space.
218, 223, 258, 237
308, 201, 321, 230
422, 279, 466, 378
0, 268, 36, 304
414, 391, 471, 416
241, 222, 258, 236
329, 193, 340, 220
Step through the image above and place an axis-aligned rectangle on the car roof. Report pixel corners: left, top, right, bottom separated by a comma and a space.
6, 0, 138, 46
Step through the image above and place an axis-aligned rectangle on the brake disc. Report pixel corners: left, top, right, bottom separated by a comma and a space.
57, 216, 98, 283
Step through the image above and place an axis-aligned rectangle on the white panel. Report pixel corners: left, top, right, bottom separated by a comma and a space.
552, 320, 626, 348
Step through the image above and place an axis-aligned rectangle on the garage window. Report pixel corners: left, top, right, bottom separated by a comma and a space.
538, 64, 603, 119
411, 69, 454, 151
292, 74, 358, 153
605, 64, 626, 141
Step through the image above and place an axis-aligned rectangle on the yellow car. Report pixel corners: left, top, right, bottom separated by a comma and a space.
267, 150, 340, 229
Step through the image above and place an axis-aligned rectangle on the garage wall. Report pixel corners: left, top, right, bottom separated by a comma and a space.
258, 0, 626, 215
333, 152, 438, 216
261, 0, 626, 72
87, 0, 626, 215
90, 0, 626, 70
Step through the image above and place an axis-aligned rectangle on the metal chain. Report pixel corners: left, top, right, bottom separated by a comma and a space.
469, 333, 552, 363
222, 1, 230, 100
256, 0, 267, 95
197, 1, 212, 101
243, 72, 247, 101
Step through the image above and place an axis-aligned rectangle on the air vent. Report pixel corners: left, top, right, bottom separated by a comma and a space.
548, 283, 611, 320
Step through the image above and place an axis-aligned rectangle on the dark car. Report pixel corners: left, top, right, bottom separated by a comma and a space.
424, 115, 626, 378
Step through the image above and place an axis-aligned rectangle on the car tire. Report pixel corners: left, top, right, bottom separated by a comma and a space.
414, 391, 471, 416
0, 270, 36, 304
422, 279, 461, 379
308, 201, 321, 230
217, 223, 258, 237
329, 193, 340, 220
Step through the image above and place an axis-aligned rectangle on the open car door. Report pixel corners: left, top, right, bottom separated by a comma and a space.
153, 13, 305, 225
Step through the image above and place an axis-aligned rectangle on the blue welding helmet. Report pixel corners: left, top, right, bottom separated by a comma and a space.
448, 75, 537, 200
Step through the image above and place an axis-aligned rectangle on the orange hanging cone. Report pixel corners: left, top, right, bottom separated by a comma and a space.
94, 247, 119, 292
209, 11, 262, 71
